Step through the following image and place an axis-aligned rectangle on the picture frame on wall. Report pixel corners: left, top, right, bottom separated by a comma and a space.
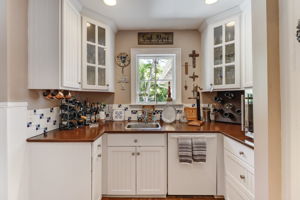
138, 32, 174, 45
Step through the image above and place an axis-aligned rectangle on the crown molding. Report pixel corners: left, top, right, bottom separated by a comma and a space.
199, 5, 242, 32
81, 7, 118, 33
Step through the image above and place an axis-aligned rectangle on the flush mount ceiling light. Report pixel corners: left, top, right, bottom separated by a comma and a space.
205, 0, 218, 5
103, 0, 117, 6
226, 21, 235, 27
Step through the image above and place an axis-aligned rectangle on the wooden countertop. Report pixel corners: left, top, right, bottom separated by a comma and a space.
27, 121, 254, 149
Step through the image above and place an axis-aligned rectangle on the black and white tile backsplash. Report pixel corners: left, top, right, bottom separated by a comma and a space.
26, 104, 194, 137
27, 107, 60, 137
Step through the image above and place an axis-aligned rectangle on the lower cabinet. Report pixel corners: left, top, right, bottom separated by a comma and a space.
225, 177, 252, 200
224, 137, 255, 200
92, 137, 103, 200
107, 147, 136, 195
136, 147, 167, 195
106, 134, 167, 196
29, 137, 103, 200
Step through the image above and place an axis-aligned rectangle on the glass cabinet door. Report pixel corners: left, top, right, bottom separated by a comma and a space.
212, 18, 239, 88
83, 18, 108, 89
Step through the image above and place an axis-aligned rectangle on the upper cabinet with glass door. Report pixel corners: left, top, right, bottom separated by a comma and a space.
211, 16, 240, 89
82, 17, 111, 91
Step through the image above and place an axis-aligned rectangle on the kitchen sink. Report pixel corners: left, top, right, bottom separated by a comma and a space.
125, 122, 161, 130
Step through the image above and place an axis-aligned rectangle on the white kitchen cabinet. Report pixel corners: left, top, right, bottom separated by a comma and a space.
107, 147, 136, 195
209, 16, 241, 90
224, 136, 255, 200
28, 0, 81, 90
92, 137, 103, 200
62, 0, 81, 89
136, 147, 167, 195
105, 134, 167, 196
82, 17, 114, 92
241, 0, 253, 88
29, 137, 103, 200
201, 5, 253, 91
225, 177, 253, 200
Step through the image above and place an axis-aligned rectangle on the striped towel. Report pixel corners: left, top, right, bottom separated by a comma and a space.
192, 138, 207, 163
177, 138, 193, 164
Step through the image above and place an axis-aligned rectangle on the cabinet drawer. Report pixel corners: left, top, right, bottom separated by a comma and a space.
225, 176, 254, 200
224, 137, 254, 167
224, 150, 254, 194
107, 134, 166, 147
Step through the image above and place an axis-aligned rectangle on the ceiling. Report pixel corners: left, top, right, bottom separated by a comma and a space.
79, 0, 245, 30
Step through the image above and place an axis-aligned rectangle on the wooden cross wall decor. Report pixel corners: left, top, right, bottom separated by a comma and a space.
189, 50, 199, 68
184, 62, 188, 75
189, 72, 199, 82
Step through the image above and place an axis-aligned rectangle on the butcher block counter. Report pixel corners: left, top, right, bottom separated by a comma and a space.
27, 121, 253, 148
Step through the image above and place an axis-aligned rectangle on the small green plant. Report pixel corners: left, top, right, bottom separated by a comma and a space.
138, 61, 169, 103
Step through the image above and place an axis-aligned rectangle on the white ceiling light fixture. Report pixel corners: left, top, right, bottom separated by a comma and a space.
226, 21, 235, 27
103, 0, 117, 6
205, 0, 219, 5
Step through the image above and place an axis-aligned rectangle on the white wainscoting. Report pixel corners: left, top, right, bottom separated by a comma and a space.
0, 102, 29, 200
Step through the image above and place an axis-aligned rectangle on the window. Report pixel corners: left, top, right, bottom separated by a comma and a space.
131, 48, 182, 105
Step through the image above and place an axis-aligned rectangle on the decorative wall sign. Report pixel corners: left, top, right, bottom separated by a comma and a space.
189, 72, 199, 82
138, 32, 174, 45
118, 77, 129, 91
297, 20, 300, 43
189, 50, 199, 68
116, 52, 130, 74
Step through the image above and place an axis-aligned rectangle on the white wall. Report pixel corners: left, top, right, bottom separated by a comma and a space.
0, 104, 8, 200
252, 0, 281, 200
279, 0, 300, 199
0, 103, 29, 200
0, 0, 8, 102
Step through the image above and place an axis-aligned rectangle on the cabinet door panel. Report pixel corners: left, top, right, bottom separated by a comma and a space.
87, 66, 96, 85
62, 0, 81, 89
82, 17, 109, 90
98, 26, 106, 46
98, 68, 106, 86
214, 67, 223, 85
107, 147, 136, 195
225, 65, 235, 84
211, 16, 240, 89
136, 147, 167, 195
92, 138, 102, 200
225, 178, 253, 200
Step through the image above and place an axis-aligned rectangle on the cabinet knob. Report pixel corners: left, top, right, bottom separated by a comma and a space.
132, 152, 135, 156
239, 151, 245, 156
134, 139, 138, 143
97, 154, 102, 158
106, 84, 110, 87
78, 81, 81, 84
137, 152, 140, 156
97, 144, 101, 148
240, 175, 246, 180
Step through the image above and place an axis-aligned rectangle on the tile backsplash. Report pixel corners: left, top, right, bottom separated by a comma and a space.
27, 104, 196, 137
27, 107, 60, 138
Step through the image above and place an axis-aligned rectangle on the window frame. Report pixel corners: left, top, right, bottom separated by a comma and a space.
131, 48, 182, 105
